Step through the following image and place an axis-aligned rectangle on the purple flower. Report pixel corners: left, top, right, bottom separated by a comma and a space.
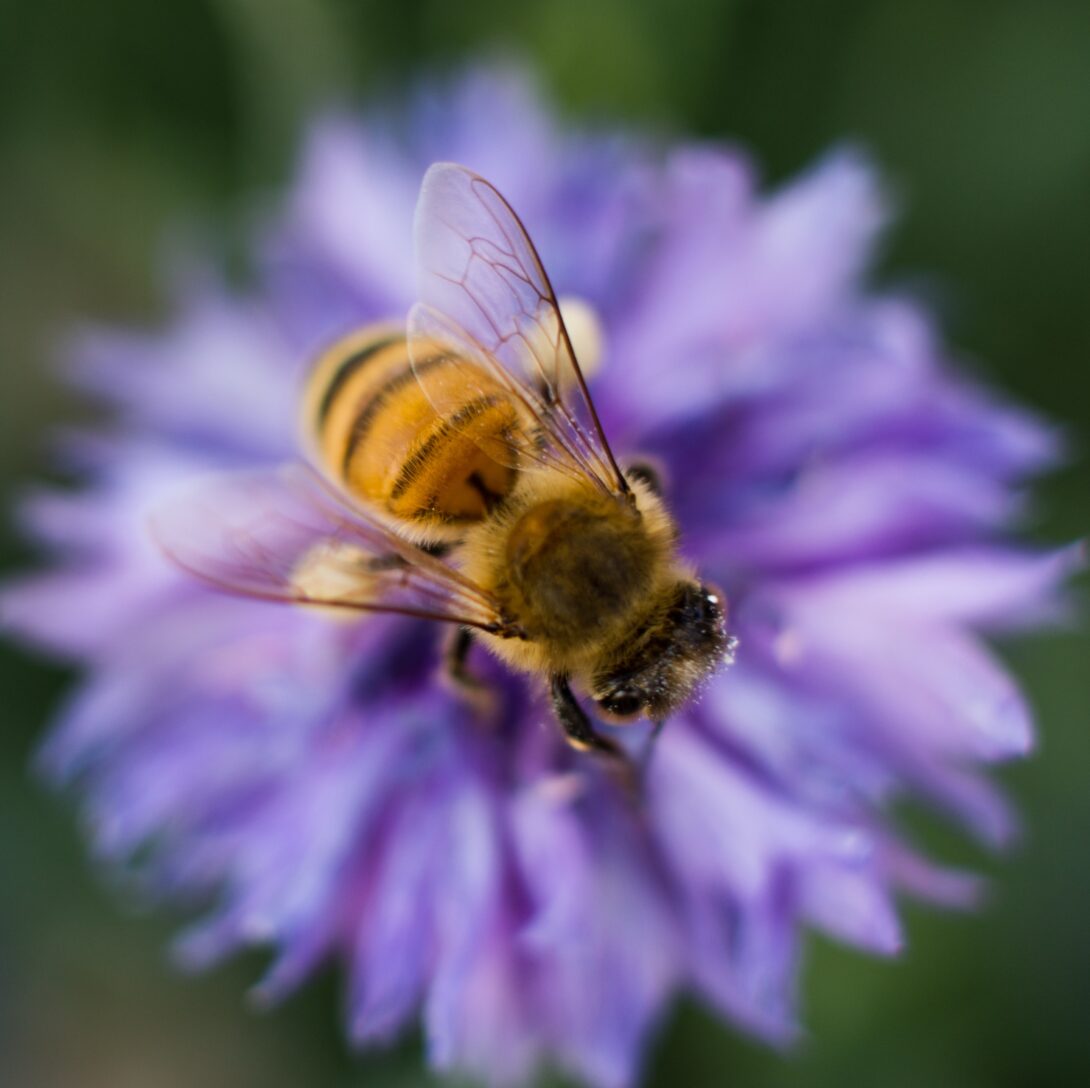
2, 65, 1077, 1087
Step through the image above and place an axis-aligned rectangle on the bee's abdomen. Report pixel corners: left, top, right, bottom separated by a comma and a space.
304, 324, 519, 536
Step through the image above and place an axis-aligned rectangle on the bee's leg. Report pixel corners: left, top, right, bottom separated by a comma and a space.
442, 628, 498, 720
361, 539, 449, 573
549, 674, 636, 792
624, 460, 664, 496
445, 627, 484, 690
360, 554, 406, 573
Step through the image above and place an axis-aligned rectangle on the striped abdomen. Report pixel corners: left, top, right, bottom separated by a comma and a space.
303, 324, 520, 538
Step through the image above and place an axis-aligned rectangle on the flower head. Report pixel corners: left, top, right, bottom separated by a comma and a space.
2, 66, 1076, 1088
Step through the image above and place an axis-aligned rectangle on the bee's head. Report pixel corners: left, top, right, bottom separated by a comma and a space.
591, 580, 729, 724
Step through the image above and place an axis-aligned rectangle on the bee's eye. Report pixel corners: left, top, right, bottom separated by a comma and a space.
600, 691, 642, 717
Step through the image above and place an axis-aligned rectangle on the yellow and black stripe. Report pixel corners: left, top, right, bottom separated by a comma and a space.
303, 323, 521, 538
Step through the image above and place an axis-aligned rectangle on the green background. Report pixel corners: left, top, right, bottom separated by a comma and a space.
1, 1, 1088, 1085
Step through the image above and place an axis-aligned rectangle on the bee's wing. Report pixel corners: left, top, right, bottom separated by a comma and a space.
409, 162, 629, 496
149, 464, 509, 632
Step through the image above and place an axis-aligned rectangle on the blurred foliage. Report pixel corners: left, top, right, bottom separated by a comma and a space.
0, 1, 1087, 1086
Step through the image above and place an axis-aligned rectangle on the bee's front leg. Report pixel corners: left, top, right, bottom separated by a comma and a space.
549, 674, 636, 795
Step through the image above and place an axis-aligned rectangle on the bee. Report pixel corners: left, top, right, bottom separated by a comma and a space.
154, 163, 730, 775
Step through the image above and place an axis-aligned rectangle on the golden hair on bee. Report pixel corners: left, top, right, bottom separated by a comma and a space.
155, 162, 731, 788
303, 323, 521, 545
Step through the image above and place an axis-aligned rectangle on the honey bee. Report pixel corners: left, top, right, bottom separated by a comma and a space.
154, 163, 730, 775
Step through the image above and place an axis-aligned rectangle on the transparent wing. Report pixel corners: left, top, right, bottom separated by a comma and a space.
409, 162, 629, 496
149, 464, 512, 632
